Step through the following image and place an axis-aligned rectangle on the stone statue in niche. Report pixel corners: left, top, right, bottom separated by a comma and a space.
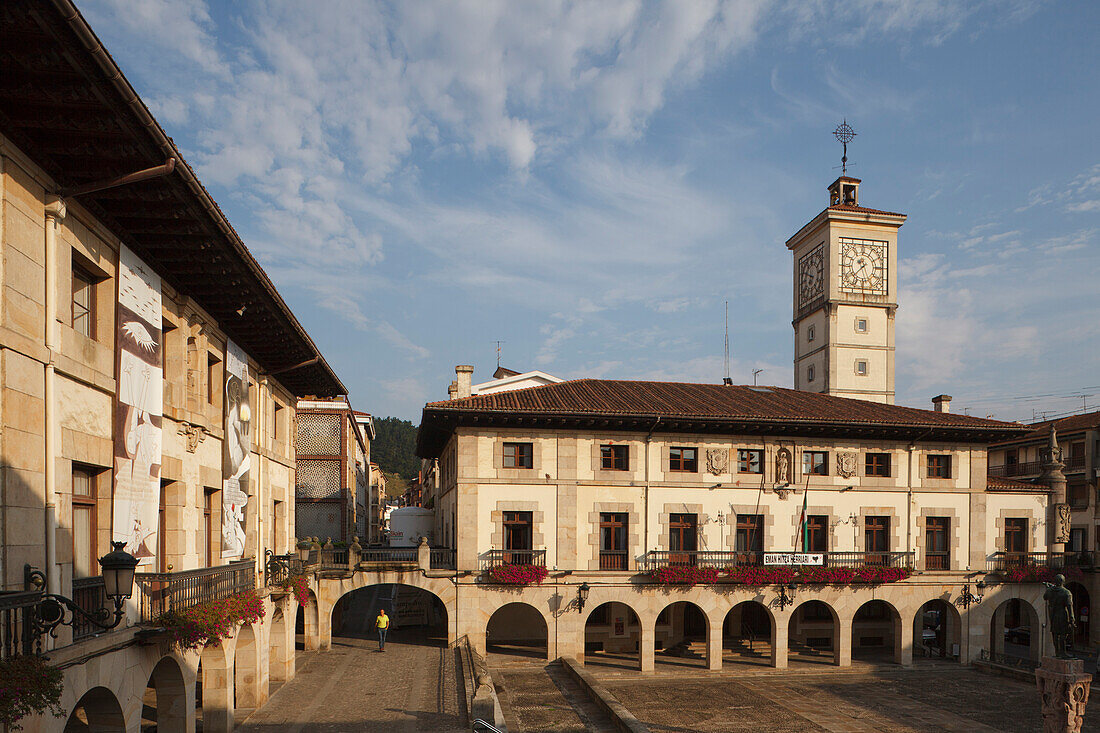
837, 452, 858, 478
775, 448, 792, 484
706, 448, 729, 476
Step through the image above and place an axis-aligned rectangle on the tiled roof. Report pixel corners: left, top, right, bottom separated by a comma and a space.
426, 379, 1023, 429
991, 409, 1100, 446
986, 476, 1050, 493
827, 204, 906, 217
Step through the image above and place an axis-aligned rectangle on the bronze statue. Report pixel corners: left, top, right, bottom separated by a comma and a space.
1044, 574, 1076, 659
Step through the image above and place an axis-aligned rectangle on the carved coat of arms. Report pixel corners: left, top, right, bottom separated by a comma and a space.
837, 452, 858, 478
706, 448, 729, 476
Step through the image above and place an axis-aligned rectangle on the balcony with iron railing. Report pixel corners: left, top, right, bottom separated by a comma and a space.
986, 551, 1096, 575
1065, 454, 1087, 472
479, 549, 546, 571
134, 559, 255, 622
642, 550, 915, 571
72, 577, 108, 641
0, 590, 42, 659
988, 461, 1042, 477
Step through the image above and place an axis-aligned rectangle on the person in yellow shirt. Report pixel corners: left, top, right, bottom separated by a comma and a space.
375, 609, 389, 651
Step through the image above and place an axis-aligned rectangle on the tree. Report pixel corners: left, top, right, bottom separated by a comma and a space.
372, 416, 420, 480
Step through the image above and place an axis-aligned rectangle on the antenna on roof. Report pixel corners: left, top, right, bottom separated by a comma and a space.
494, 340, 505, 368
723, 302, 732, 385
752, 368, 764, 386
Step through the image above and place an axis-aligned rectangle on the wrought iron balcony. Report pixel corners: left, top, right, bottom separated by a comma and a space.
1065, 455, 1086, 471
480, 549, 546, 570
135, 559, 255, 622
264, 553, 303, 587
0, 590, 42, 659
642, 550, 914, 571
988, 461, 1041, 477
987, 551, 1096, 574
72, 577, 108, 641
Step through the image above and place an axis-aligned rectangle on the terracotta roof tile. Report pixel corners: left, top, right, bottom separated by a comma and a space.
425, 379, 1024, 430
828, 204, 906, 217
986, 476, 1050, 492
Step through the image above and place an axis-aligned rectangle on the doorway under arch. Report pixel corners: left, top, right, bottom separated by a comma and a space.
584, 601, 641, 671
788, 600, 839, 666
914, 598, 961, 661
331, 583, 449, 650
295, 590, 319, 651
989, 597, 1041, 664
654, 601, 708, 669
1067, 581, 1090, 647
723, 600, 774, 668
64, 686, 125, 732
140, 656, 188, 732
851, 599, 902, 663
486, 602, 549, 661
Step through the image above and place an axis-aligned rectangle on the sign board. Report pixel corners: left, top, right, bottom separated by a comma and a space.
764, 553, 823, 566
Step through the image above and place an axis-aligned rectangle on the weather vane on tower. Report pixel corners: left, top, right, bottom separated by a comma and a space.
833, 119, 856, 176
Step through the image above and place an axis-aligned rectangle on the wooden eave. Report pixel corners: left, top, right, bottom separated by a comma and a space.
0, 0, 344, 398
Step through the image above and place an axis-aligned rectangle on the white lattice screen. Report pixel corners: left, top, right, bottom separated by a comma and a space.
296, 459, 341, 499
296, 413, 341, 455
296, 501, 341, 541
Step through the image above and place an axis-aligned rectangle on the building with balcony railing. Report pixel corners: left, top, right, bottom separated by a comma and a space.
0, 3, 345, 730
415, 369, 1061, 672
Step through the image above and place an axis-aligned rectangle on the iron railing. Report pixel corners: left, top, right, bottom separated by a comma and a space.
135, 559, 255, 622
480, 549, 546, 570
987, 551, 1096, 574
0, 591, 40, 659
72, 577, 107, 641
264, 553, 302, 587
430, 548, 455, 569
979, 648, 1037, 671
360, 548, 419, 564
319, 547, 350, 570
1066, 455, 1086, 471
642, 550, 914, 570
988, 461, 1041, 477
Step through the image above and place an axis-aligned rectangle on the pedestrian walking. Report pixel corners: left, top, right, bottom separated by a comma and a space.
375, 608, 389, 651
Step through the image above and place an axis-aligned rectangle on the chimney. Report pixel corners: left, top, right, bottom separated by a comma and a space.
447, 382, 457, 400
932, 394, 952, 413
455, 365, 474, 399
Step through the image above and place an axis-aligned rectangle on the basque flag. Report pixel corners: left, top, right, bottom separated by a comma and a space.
797, 490, 809, 552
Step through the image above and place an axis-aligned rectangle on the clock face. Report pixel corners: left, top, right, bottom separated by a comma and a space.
840, 238, 887, 292
798, 245, 824, 306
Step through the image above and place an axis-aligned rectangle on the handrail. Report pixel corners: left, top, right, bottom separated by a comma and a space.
430, 548, 456, 570
479, 549, 547, 570
135, 559, 256, 621
0, 591, 42, 659
642, 550, 914, 570
72, 576, 107, 641
987, 551, 1096, 573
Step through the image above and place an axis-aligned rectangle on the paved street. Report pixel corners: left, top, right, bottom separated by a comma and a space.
236, 628, 465, 733
596, 662, 1100, 733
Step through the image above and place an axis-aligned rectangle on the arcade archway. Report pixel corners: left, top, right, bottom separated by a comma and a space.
486, 602, 549, 660
654, 601, 708, 669
584, 601, 641, 670
722, 600, 774, 668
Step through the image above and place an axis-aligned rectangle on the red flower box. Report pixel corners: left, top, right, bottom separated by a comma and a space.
487, 563, 549, 585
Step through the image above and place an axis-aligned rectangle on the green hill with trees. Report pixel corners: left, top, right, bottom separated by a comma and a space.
372, 417, 420, 496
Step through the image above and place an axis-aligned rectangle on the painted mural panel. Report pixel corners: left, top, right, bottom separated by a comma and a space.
222, 339, 251, 558
112, 244, 163, 565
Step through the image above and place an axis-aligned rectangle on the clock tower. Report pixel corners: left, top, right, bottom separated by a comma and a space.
787, 175, 906, 404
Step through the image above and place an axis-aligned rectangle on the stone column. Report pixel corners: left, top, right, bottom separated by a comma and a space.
1039, 427, 1069, 555
706, 613, 723, 671
896, 613, 914, 666
836, 617, 853, 667
772, 619, 789, 669
640, 618, 655, 672
1036, 657, 1092, 733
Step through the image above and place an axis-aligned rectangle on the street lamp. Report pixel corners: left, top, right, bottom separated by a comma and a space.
776, 582, 797, 611
25, 541, 139, 640
577, 583, 590, 612
958, 579, 985, 609
297, 538, 313, 563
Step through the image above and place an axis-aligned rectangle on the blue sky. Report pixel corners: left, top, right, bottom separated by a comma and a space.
82, 0, 1099, 422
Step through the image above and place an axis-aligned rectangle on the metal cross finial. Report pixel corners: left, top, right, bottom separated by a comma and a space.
833, 119, 856, 175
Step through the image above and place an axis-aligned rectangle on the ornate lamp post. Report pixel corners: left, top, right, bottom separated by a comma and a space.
958, 579, 985, 609
25, 541, 139, 639
776, 582, 797, 611
577, 583, 590, 613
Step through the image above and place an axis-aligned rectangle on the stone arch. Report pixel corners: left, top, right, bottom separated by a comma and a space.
723, 600, 775, 668
788, 599, 840, 666
851, 599, 903, 664
199, 638, 233, 733
330, 581, 450, 652
486, 601, 549, 660
583, 601, 642, 671
140, 655, 189, 733
914, 597, 962, 662
1066, 581, 1090, 646
654, 600, 708, 670
269, 606, 293, 685
234, 622, 263, 713
64, 686, 125, 733
989, 596, 1042, 664
315, 571, 457, 651
296, 589, 320, 651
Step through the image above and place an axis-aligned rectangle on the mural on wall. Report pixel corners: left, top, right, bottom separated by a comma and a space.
221, 339, 251, 558
112, 245, 163, 565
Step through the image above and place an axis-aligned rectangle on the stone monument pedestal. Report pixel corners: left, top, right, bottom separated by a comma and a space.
1036, 656, 1092, 733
